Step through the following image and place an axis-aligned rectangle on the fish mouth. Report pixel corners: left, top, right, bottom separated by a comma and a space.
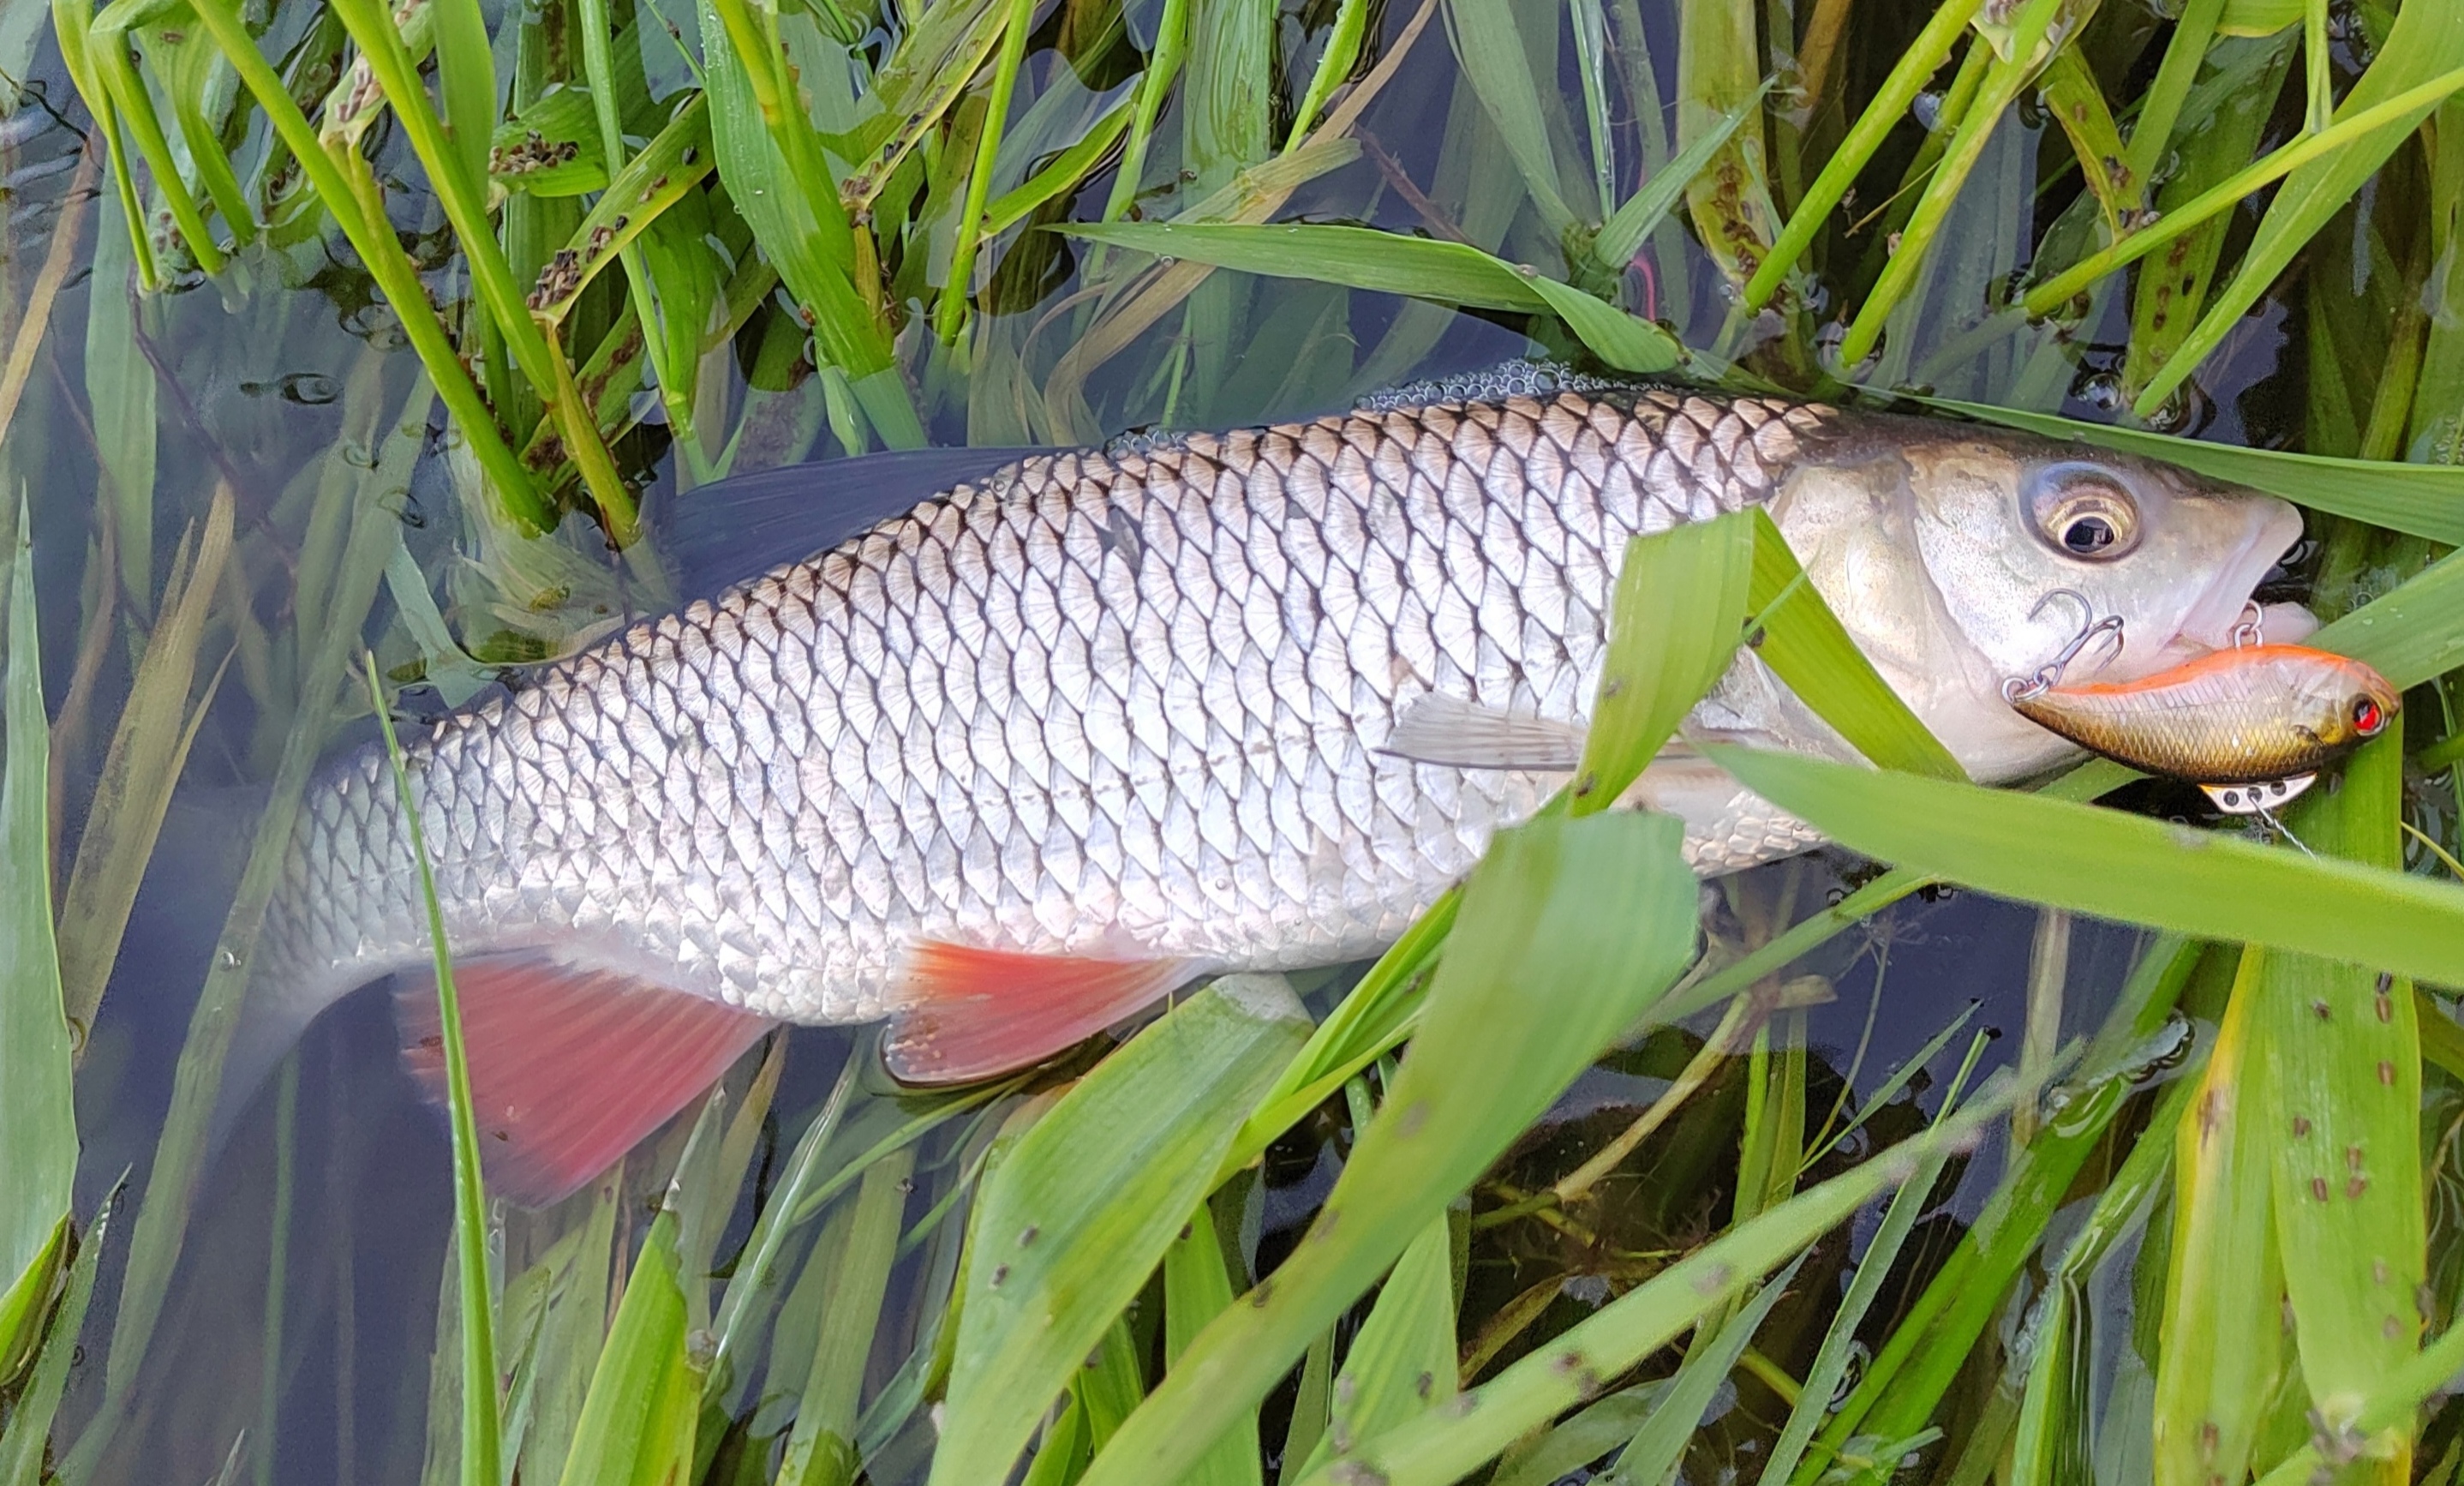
2159, 501, 2310, 659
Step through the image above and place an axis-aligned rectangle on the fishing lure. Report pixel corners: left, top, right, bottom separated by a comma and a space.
2009, 635, 2397, 814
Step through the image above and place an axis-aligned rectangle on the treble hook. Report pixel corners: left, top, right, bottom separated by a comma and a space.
2001, 589, 2126, 704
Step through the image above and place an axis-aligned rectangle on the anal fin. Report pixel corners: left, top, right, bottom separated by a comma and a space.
395, 954, 774, 1207
884, 943, 1198, 1085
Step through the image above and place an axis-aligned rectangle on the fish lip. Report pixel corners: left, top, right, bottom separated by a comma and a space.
2162, 502, 2308, 656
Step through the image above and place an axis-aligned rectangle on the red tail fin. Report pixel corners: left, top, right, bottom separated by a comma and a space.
395, 955, 774, 1207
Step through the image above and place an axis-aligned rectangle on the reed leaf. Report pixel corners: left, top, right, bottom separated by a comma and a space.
1927, 398, 2464, 544
2132, 0, 2464, 416
1059, 221, 1683, 372
1076, 810, 1700, 1486
2258, 733, 2424, 1471
0, 491, 72, 1379
2152, 949, 2283, 1486
552, 1209, 698, 1486
1285, 1092, 2012, 1486
57, 481, 234, 1033
928, 976, 1311, 1485
1710, 747, 2464, 988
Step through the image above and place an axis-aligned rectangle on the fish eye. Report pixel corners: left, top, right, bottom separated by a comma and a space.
2030, 467, 2142, 561
2353, 695, 2387, 736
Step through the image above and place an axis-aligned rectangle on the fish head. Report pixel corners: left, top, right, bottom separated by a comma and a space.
1769, 422, 2305, 780
2281, 649, 2401, 751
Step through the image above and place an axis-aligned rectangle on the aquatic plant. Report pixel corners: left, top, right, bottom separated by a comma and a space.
6, 0, 2464, 1482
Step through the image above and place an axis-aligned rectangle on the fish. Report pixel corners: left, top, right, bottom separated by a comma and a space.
2008, 643, 2396, 811
234, 369, 2305, 1203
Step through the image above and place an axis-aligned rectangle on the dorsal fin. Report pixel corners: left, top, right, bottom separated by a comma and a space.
649, 446, 1051, 598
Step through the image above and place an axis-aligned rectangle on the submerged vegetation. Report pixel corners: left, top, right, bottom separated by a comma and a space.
9, 0, 2464, 1480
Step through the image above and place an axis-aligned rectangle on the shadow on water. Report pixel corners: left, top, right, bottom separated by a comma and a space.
0, 0, 2347, 1476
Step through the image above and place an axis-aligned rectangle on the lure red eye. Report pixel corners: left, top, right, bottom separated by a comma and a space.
2353, 697, 2386, 736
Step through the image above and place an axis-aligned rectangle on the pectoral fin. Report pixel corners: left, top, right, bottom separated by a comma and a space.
1376, 694, 1587, 770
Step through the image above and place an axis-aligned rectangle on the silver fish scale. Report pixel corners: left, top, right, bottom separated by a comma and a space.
266, 388, 1836, 1022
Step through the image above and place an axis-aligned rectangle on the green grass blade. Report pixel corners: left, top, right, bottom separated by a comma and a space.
79, 189, 155, 614
1590, 83, 1765, 274
982, 96, 1135, 238
1615, 1257, 1802, 1485
1761, 1146, 1955, 1485
1925, 397, 2464, 543
1296, 1217, 1455, 1474
1287, 1094, 2012, 1486
1161, 1199, 1265, 1486
1744, 0, 1983, 310
927, 977, 1312, 1485
1059, 221, 1684, 371
1075, 812, 1701, 1486
428, 0, 495, 188
0, 489, 74, 1348
774, 1145, 912, 1486
1744, 509, 1965, 782
2037, 49, 2136, 238
1439, 0, 1577, 237
521, 98, 715, 327
934, 0, 1037, 343
2122, 0, 2228, 182
2023, 63, 2464, 321
1285, 0, 1372, 150
2249, 1315, 2464, 1483
2308, 548, 2464, 689
2153, 949, 2284, 1486
2132, 1, 2464, 416
552, 1209, 697, 1486
0, 1184, 113, 1486
365, 651, 501, 1486
1707, 746, 2464, 988
1675, 0, 1779, 289
1838, 0, 2065, 368
2258, 733, 2424, 1465
1573, 512, 1756, 812
57, 483, 234, 1032
696, 0, 919, 446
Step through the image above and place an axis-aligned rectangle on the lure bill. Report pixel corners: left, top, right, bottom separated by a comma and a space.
2008, 644, 2397, 805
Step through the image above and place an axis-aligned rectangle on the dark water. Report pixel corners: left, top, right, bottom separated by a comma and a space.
0, 0, 2338, 1477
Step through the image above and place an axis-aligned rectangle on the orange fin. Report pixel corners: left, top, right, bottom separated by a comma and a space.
395, 955, 774, 1207
883, 943, 1198, 1085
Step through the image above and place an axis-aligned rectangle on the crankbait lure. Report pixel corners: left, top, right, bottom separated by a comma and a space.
2010, 640, 2397, 814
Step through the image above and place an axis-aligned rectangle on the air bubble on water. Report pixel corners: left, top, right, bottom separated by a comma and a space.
279, 371, 339, 405
1911, 91, 1943, 130
218, 945, 242, 970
